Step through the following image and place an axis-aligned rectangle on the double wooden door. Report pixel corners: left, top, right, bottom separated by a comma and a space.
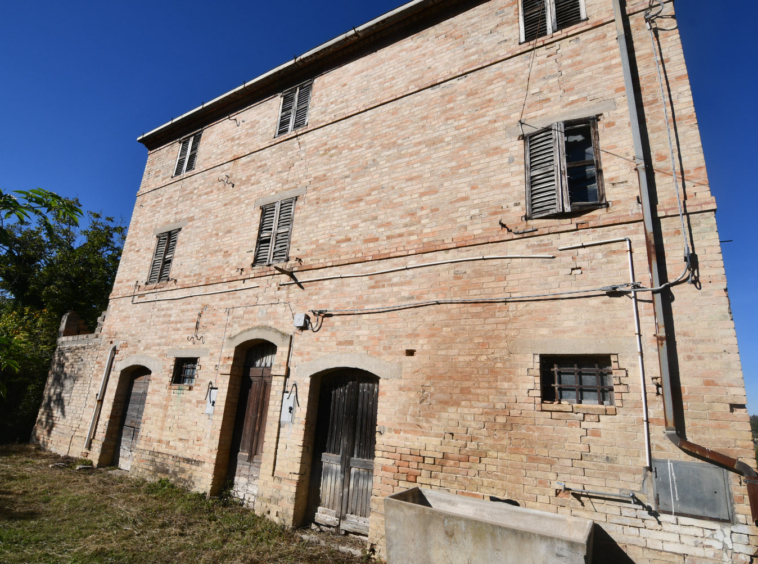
312, 371, 379, 535
228, 343, 276, 484
115, 368, 151, 472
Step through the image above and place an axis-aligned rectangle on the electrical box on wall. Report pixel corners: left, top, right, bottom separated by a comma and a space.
280, 386, 299, 423
653, 459, 732, 522
205, 384, 218, 415
293, 313, 310, 330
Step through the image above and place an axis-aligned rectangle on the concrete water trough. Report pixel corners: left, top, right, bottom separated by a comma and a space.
384, 488, 594, 564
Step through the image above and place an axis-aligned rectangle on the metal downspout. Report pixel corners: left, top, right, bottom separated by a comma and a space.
84, 344, 118, 452
611, 0, 758, 523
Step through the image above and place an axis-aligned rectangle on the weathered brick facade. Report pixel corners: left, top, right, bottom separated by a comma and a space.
33, 0, 757, 561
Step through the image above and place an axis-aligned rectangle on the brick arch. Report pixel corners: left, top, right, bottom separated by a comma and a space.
113, 354, 162, 375
225, 326, 292, 350
295, 352, 401, 381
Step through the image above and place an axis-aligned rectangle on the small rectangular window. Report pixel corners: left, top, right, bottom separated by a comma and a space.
173, 131, 202, 176
520, 0, 585, 42
525, 118, 604, 218
541, 356, 614, 405
276, 81, 313, 137
147, 229, 180, 284
253, 197, 297, 266
172, 358, 198, 385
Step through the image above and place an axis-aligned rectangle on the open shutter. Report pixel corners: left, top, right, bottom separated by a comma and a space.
185, 132, 202, 172
158, 230, 179, 282
276, 89, 297, 136
522, 0, 548, 42
147, 233, 168, 284
254, 203, 278, 265
526, 125, 563, 218
271, 198, 296, 264
174, 138, 191, 176
554, 0, 583, 31
292, 82, 313, 131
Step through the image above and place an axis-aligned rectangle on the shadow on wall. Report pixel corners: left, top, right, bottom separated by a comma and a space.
31, 356, 69, 443
593, 524, 635, 564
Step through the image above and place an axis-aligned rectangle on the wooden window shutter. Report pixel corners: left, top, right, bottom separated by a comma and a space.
292, 82, 313, 131
271, 197, 296, 264
185, 132, 203, 172
174, 138, 191, 176
522, 0, 548, 42
554, 0, 583, 31
526, 125, 564, 218
276, 89, 297, 137
147, 232, 169, 284
159, 229, 179, 282
253, 198, 297, 265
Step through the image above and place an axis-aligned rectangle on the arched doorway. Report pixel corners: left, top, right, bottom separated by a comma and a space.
308, 369, 379, 535
112, 367, 152, 471
227, 342, 277, 502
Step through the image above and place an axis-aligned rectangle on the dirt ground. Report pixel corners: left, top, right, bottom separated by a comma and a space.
0, 444, 373, 563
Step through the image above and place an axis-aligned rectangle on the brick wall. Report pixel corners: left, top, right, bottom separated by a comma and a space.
36, 0, 756, 561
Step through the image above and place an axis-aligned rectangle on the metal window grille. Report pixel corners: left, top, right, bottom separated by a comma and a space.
541, 357, 614, 405
172, 358, 198, 385
173, 131, 203, 176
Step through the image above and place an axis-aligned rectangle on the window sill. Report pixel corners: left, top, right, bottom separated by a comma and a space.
170, 384, 194, 391
541, 402, 616, 415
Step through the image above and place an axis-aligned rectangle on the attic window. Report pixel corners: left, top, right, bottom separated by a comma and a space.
276, 81, 313, 137
525, 118, 604, 218
173, 131, 202, 176
520, 0, 586, 43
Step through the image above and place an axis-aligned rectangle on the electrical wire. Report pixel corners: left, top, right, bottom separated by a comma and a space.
518, 1, 546, 136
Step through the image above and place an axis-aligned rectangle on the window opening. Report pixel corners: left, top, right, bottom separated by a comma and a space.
147, 229, 180, 284
525, 118, 604, 218
541, 356, 614, 405
173, 131, 203, 176
521, 0, 585, 42
172, 358, 198, 385
253, 197, 296, 266
276, 81, 313, 137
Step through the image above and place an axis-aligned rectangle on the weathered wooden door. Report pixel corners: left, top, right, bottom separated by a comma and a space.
227, 343, 276, 499
313, 371, 379, 535
115, 368, 151, 472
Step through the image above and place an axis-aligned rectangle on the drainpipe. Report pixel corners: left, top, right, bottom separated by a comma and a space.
611, 0, 758, 523
84, 344, 118, 451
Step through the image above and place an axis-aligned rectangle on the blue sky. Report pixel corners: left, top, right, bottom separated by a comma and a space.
1, 1, 756, 410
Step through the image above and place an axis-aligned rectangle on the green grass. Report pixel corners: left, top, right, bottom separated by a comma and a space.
0, 445, 370, 563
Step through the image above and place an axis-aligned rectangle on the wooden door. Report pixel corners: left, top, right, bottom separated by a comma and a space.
228, 343, 276, 491
115, 368, 151, 472
313, 371, 379, 535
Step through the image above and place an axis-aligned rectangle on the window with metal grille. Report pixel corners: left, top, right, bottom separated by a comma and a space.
275, 81, 313, 137
520, 0, 585, 43
541, 356, 614, 405
147, 229, 180, 284
525, 118, 604, 218
172, 358, 198, 386
253, 197, 296, 266
173, 131, 203, 176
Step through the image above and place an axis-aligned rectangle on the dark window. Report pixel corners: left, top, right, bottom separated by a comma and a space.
276, 81, 313, 137
521, 0, 584, 42
172, 358, 198, 385
174, 131, 202, 176
541, 356, 614, 405
253, 197, 296, 266
147, 229, 180, 284
525, 118, 604, 218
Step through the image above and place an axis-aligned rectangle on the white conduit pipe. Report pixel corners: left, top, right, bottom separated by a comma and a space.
279, 255, 556, 286
559, 238, 652, 469
84, 344, 118, 451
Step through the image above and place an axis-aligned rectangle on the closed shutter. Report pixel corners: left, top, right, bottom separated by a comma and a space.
526, 125, 563, 218
253, 203, 277, 265
292, 82, 313, 131
158, 229, 179, 282
271, 198, 295, 264
522, 0, 548, 42
174, 138, 191, 176
185, 131, 203, 172
147, 232, 169, 284
276, 89, 297, 136
555, 0, 583, 31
